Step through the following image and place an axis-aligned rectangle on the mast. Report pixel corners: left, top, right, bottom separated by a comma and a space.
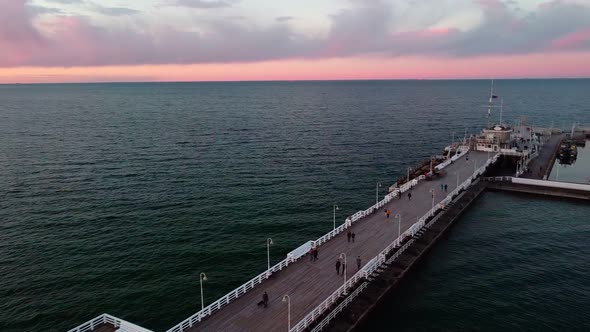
487, 80, 494, 127
499, 98, 504, 126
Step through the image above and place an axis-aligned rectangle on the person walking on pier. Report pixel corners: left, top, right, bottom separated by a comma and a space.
351, 232, 356, 242
257, 291, 269, 308
347, 230, 352, 242
336, 259, 341, 275
444, 184, 448, 192
356, 256, 362, 271
385, 209, 391, 219
440, 183, 444, 191
308, 247, 314, 261
408, 192, 412, 200
313, 248, 319, 261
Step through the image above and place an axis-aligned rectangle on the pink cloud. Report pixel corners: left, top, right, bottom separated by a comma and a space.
551, 28, 590, 49
2, 52, 590, 84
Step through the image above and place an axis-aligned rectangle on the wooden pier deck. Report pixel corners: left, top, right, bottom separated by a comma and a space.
186, 151, 492, 332
93, 325, 117, 332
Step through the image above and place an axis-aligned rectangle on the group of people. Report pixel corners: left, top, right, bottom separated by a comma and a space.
439, 183, 449, 192
346, 230, 356, 242
335, 255, 362, 275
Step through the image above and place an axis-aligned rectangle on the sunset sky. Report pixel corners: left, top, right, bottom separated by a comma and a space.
1, 0, 590, 83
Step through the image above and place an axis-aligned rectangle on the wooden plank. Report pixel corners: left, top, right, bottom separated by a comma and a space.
93, 323, 118, 332
186, 151, 491, 332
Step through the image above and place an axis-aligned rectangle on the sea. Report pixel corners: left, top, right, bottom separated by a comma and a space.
0, 80, 589, 332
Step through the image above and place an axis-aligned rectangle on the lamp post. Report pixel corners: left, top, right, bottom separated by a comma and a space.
394, 213, 401, 240
267, 238, 273, 270
340, 253, 347, 295
199, 272, 207, 311
429, 189, 435, 209
282, 295, 291, 331
376, 182, 381, 205
333, 204, 339, 230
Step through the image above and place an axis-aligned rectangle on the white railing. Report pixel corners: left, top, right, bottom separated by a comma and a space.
436, 145, 470, 171
290, 153, 498, 332
513, 178, 590, 191
68, 314, 153, 332
310, 282, 369, 332
288, 241, 313, 262
484, 176, 590, 192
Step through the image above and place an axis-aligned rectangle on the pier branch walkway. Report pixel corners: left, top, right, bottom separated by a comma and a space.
171, 151, 493, 332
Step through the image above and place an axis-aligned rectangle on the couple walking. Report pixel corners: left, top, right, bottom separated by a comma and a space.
308, 247, 319, 261
335, 256, 362, 275
346, 230, 356, 242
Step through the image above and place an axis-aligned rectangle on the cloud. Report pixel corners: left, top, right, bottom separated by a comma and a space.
91, 4, 140, 16
45, 0, 84, 3
276, 16, 295, 22
164, 0, 238, 9
1, 0, 590, 68
26, 5, 64, 15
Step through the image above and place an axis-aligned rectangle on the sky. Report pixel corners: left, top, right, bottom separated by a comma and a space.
1, 0, 590, 83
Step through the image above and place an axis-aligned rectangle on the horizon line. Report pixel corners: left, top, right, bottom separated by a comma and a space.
1, 77, 589, 85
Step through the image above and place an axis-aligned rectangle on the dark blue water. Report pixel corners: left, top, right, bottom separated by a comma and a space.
0, 80, 589, 331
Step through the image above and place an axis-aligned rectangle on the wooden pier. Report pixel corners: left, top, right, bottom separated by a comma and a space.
179, 151, 492, 332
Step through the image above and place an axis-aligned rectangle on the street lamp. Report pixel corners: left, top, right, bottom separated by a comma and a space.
429, 189, 435, 209
267, 238, 273, 271
376, 182, 381, 205
394, 213, 401, 240
333, 204, 339, 230
340, 253, 347, 295
282, 294, 291, 331
199, 272, 207, 311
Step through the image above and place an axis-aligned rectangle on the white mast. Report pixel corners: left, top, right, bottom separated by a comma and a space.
487, 80, 494, 127
499, 98, 504, 126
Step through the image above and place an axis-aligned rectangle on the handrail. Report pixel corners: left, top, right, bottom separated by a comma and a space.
68, 314, 153, 332
309, 282, 368, 332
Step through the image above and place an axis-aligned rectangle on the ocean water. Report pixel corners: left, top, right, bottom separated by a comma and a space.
0, 80, 589, 331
